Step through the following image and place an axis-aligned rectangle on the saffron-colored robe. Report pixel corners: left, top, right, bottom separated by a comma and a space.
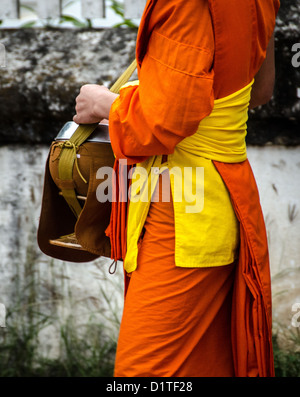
108, 0, 280, 377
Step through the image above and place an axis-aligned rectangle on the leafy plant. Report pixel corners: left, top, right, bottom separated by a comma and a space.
59, 15, 92, 28
0, 311, 116, 377
0, 230, 119, 377
273, 333, 300, 377
19, 2, 92, 28
16, 0, 138, 29
110, 0, 138, 28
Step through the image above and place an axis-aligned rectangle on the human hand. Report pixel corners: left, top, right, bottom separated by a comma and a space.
73, 84, 118, 124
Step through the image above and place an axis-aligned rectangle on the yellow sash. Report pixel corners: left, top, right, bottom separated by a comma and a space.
124, 80, 254, 273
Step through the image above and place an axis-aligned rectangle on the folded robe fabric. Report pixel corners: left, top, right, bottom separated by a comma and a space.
105, 159, 132, 261
213, 160, 274, 377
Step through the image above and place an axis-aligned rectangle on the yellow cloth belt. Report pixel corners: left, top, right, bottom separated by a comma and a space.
124, 80, 254, 273
177, 81, 251, 163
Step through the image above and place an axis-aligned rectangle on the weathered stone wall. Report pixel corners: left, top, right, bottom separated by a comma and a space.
0, 27, 137, 143
0, 1, 299, 144
247, 0, 300, 146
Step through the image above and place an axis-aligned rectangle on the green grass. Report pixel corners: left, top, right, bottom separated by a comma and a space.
273, 332, 300, 377
1, 318, 300, 377
0, 313, 116, 377
0, 237, 298, 377
0, 253, 118, 377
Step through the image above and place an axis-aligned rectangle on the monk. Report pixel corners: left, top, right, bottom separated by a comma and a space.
73, 0, 280, 377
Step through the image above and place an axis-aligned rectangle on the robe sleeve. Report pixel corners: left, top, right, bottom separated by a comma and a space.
108, 1, 215, 164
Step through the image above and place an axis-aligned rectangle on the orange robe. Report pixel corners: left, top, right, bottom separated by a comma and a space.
114, 173, 237, 377
108, 0, 280, 377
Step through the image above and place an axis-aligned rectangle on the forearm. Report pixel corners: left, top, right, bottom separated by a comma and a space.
249, 34, 275, 109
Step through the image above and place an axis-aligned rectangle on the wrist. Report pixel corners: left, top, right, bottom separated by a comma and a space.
92, 90, 118, 121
